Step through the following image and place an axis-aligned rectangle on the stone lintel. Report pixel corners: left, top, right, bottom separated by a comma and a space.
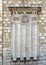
8, 7, 42, 15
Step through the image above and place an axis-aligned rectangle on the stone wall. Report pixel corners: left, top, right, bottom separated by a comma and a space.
2, 0, 46, 65
0, 0, 2, 65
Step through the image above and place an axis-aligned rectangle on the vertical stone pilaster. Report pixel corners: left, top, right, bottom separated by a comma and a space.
15, 24, 20, 58
10, 14, 16, 60
26, 22, 31, 60
21, 23, 26, 60
31, 14, 38, 60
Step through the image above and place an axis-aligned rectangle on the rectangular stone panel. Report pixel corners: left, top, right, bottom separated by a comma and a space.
11, 14, 38, 61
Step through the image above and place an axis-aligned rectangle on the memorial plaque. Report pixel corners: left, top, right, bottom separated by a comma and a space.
11, 14, 38, 61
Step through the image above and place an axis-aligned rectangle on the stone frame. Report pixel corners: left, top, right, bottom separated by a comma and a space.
7, 6, 41, 62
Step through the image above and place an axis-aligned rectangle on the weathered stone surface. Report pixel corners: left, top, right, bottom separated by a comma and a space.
2, 0, 46, 65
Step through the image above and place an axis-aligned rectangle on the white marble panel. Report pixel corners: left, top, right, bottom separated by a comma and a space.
15, 24, 20, 58
26, 22, 32, 60
11, 23, 15, 59
11, 14, 38, 60
31, 22, 38, 60
20, 23, 26, 60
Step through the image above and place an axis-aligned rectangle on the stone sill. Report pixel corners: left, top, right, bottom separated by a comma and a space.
10, 57, 39, 63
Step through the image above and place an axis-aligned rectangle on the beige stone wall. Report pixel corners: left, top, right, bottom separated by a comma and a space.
0, 0, 2, 65
2, 0, 46, 65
